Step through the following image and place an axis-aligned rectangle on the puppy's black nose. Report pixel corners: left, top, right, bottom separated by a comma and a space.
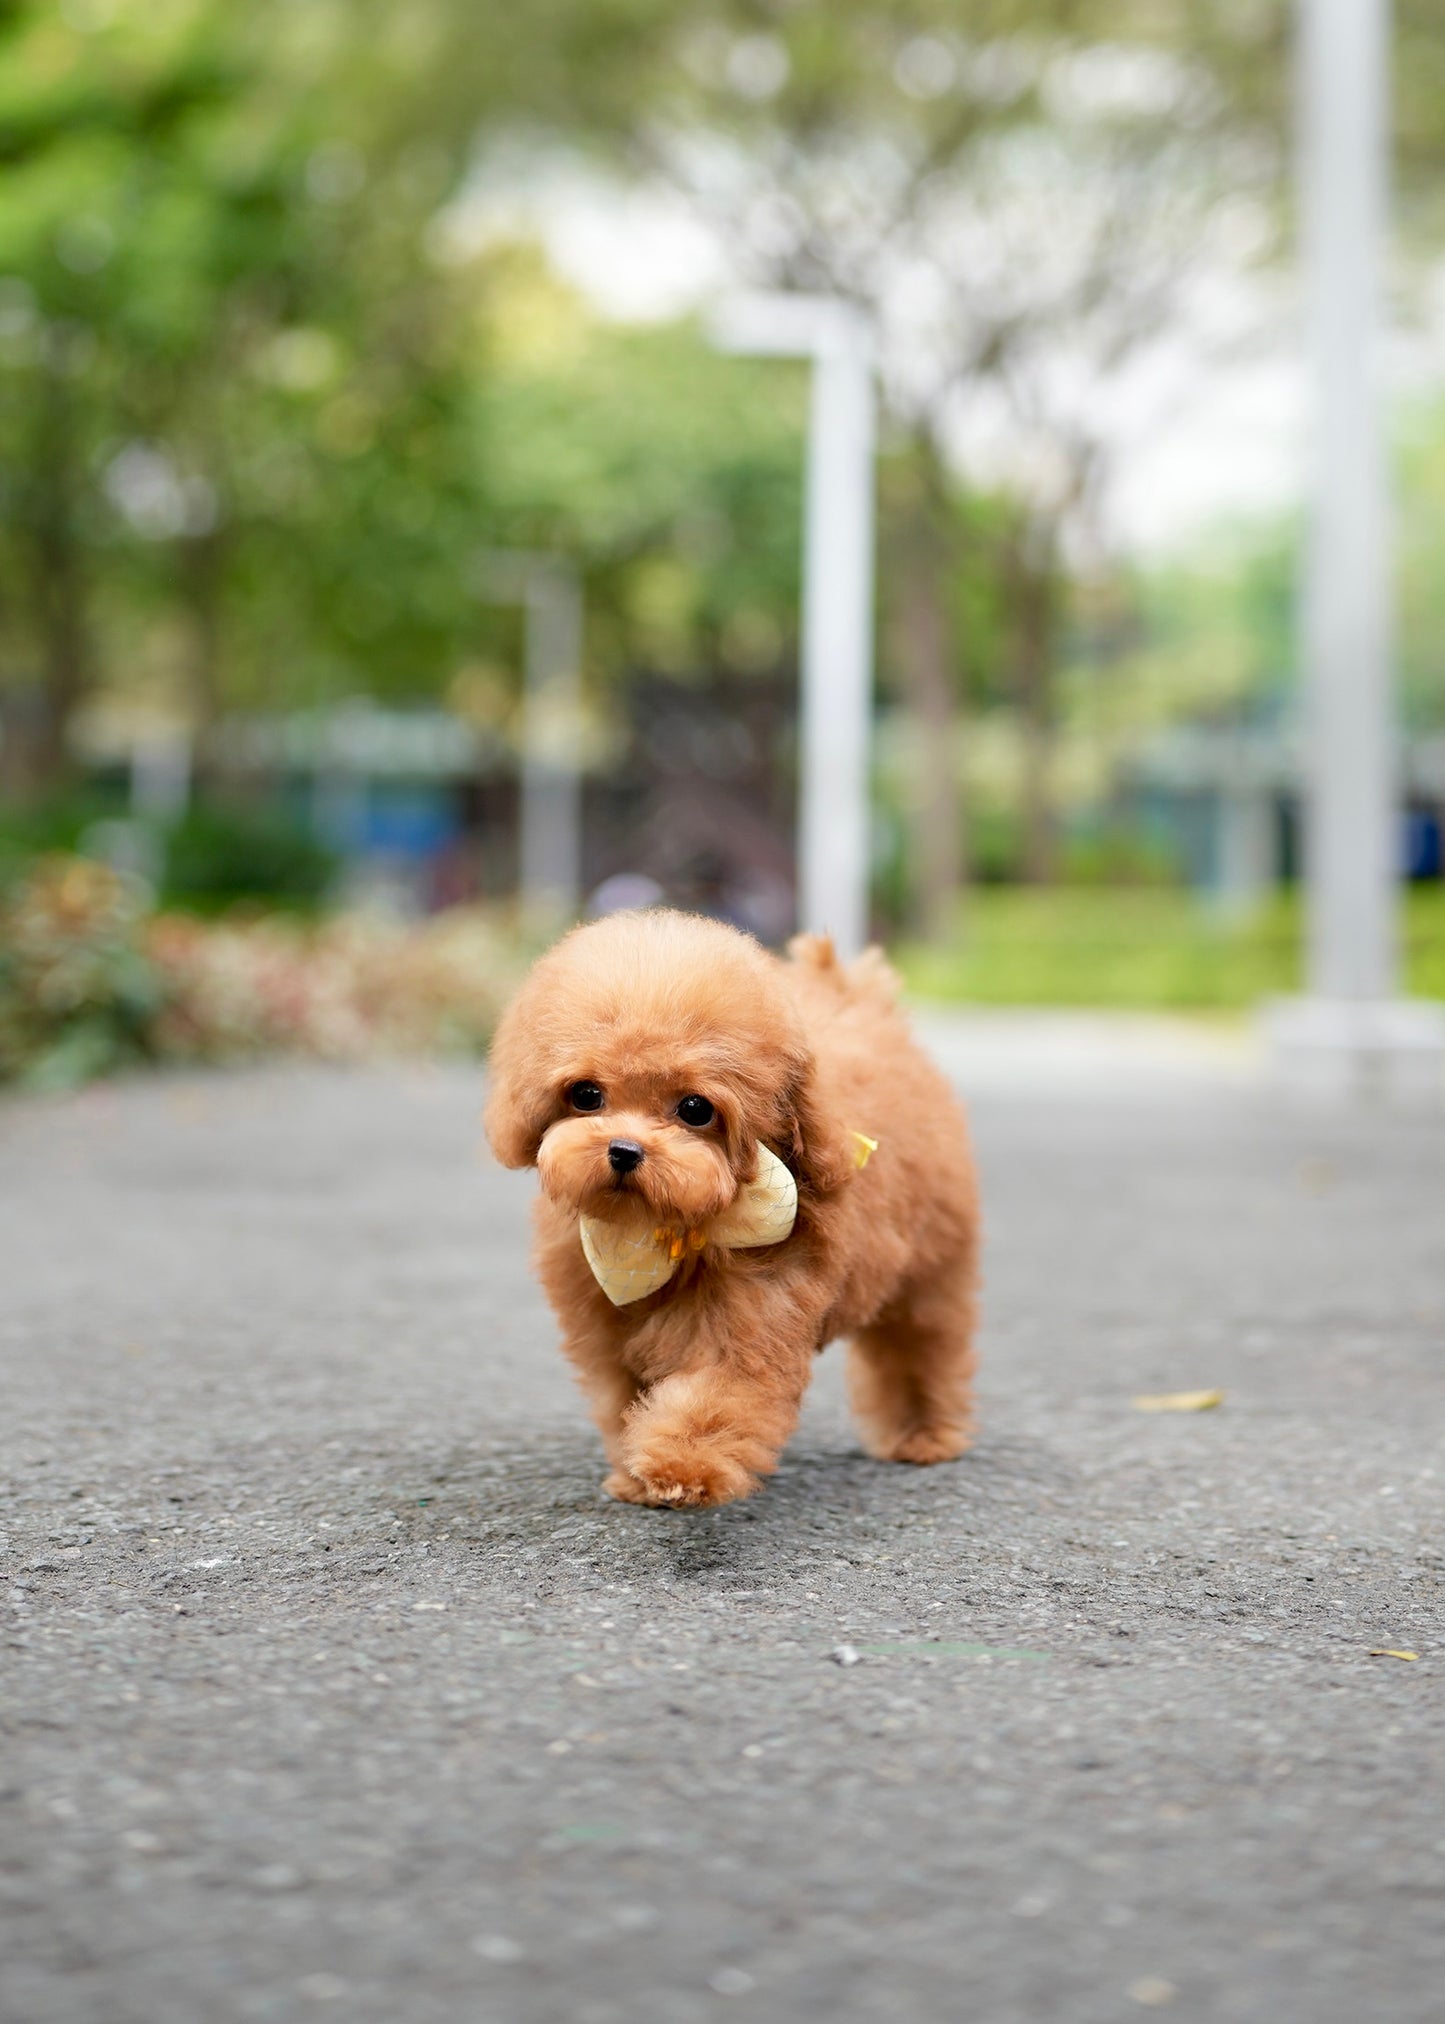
607, 1139, 644, 1175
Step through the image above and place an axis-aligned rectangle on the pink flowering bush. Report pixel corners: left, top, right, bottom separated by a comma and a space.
146, 908, 520, 1064
0, 857, 164, 1088
0, 855, 522, 1088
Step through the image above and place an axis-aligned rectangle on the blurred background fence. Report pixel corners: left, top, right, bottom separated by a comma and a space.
2, 0, 1444, 1084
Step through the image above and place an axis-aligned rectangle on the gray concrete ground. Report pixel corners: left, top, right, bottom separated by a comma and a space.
2, 1033, 1443, 2024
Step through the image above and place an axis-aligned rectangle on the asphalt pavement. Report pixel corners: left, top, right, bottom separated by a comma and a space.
2, 1032, 1443, 2024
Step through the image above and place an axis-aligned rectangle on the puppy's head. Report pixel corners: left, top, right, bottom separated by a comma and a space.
485, 909, 852, 1222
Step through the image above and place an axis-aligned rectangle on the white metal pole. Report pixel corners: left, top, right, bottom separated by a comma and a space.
798, 310, 876, 960
1300, 0, 1396, 1001
130, 726, 192, 826
478, 551, 585, 928
1267, 0, 1442, 1095
519, 562, 583, 925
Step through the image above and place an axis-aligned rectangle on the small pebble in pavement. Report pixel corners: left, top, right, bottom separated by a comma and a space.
1128, 1979, 1178, 2008
472, 1935, 525, 1963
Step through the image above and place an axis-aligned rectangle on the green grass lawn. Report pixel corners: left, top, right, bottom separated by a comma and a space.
895, 886, 1445, 1010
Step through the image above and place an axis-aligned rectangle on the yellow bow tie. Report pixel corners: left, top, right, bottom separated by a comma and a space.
579, 1142, 800, 1307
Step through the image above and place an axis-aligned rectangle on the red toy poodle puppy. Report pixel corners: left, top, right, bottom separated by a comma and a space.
485, 908, 979, 1508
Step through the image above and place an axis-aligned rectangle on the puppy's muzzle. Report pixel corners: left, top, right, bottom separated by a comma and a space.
607, 1139, 645, 1176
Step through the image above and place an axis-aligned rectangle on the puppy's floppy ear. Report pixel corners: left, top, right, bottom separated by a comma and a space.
483, 996, 553, 1169
780, 1049, 855, 1198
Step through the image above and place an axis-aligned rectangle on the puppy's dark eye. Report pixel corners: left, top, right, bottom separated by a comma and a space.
677, 1095, 715, 1128
568, 1081, 605, 1112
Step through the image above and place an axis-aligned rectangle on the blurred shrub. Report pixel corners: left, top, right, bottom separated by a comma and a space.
965, 808, 1023, 888
874, 802, 1185, 930
147, 909, 519, 1064
0, 792, 130, 879
159, 804, 338, 913
0, 854, 521, 1089
0, 857, 164, 1090
1058, 825, 1184, 889
967, 811, 1184, 888
0, 795, 337, 911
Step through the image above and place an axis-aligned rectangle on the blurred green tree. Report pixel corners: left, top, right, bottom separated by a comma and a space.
472, 247, 805, 709
0, 0, 678, 792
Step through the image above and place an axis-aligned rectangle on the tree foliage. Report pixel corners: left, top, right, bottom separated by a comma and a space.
473, 250, 805, 696
2, 0, 1443, 927
0, 0, 681, 784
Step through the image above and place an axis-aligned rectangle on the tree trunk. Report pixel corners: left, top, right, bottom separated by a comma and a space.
1011, 526, 1060, 886
890, 442, 965, 940
22, 355, 90, 794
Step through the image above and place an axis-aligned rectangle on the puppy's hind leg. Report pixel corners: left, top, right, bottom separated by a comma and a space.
847, 1253, 978, 1466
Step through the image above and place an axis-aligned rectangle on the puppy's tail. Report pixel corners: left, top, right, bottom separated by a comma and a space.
787, 932, 902, 1009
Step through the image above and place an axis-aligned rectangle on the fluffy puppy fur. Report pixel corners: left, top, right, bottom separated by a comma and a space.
485, 908, 979, 1509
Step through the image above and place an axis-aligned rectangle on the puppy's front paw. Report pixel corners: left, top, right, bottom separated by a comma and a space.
602, 1468, 654, 1505
622, 1435, 756, 1509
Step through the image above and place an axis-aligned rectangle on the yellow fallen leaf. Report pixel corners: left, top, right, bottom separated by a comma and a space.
1132, 1389, 1225, 1413
1368, 1649, 1419, 1662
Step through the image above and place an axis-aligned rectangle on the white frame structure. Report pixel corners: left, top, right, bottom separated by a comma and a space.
477, 551, 584, 927
712, 294, 877, 961
1269, 0, 1445, 1094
